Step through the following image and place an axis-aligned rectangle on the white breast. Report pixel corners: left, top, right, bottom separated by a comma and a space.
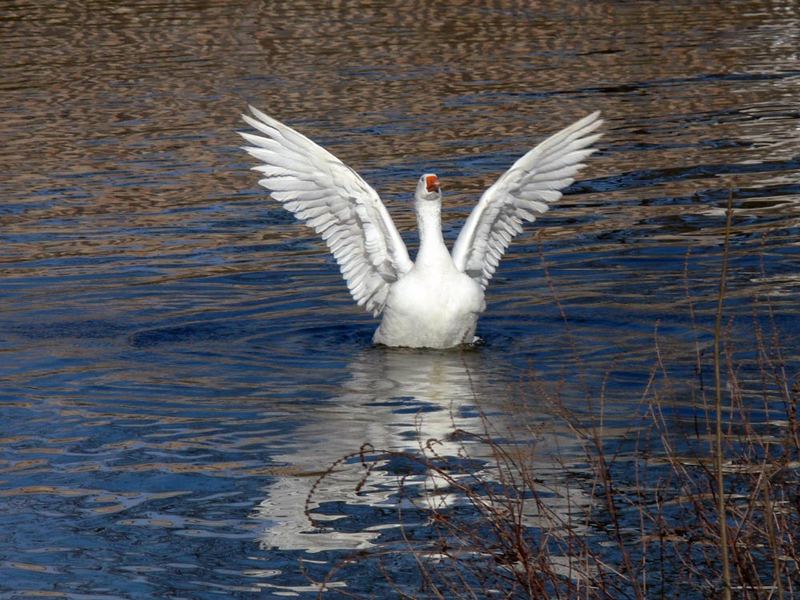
372, 260, 485, 349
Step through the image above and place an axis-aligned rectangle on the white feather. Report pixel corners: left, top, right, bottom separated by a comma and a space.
451, 111, 603, 289
238, 107, 413, 316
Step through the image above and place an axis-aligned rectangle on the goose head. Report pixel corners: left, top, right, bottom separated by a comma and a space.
416, 173, 441, 202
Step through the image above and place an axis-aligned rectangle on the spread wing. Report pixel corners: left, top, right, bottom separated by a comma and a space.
238, 106, 413, 316
451, 111, 603, 289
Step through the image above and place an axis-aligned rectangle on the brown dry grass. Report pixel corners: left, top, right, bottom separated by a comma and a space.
308, 194, 799, 599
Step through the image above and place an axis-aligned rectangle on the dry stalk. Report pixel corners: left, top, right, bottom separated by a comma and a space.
714, 189, 735, 599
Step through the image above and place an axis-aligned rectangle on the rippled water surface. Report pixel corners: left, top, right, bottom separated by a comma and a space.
1, 1, 799, 597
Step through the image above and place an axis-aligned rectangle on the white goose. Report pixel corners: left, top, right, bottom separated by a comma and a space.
239, 107, 602, 349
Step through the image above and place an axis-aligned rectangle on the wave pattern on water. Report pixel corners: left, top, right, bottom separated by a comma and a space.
1, 0, 798, 597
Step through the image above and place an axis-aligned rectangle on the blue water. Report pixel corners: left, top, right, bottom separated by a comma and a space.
1, 1, 799, 597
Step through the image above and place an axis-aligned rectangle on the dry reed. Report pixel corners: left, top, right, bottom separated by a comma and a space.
307, 192, 799, 598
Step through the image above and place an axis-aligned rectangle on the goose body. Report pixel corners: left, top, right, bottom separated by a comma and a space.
239, 107, 602, 348
374, 196, 485, 348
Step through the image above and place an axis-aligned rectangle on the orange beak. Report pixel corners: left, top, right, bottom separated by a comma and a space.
425, 174, 440, 193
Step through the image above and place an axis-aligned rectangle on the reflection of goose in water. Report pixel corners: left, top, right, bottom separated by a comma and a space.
252, 348, 490, 552
240, 108, 602, 348
251, 349, 590, 555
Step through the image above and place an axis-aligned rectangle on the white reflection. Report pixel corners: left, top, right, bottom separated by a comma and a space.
252, 347, 590, 554
252, 348, 488, 551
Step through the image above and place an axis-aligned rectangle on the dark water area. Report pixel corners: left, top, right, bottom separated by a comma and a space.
1, 0, 798, 597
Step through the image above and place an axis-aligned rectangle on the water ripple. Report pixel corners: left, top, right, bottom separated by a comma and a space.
1, 0, 798, 597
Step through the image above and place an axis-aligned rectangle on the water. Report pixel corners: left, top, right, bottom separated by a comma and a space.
1, 0, 799, 597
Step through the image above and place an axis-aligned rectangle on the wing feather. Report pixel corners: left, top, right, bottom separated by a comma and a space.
451, 112, 602, 288
239, 107, 412, 316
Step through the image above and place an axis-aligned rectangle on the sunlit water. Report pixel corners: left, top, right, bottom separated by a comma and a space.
1, 1, 799, 597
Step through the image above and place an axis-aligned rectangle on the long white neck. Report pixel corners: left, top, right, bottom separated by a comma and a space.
415, 198, 450, 267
